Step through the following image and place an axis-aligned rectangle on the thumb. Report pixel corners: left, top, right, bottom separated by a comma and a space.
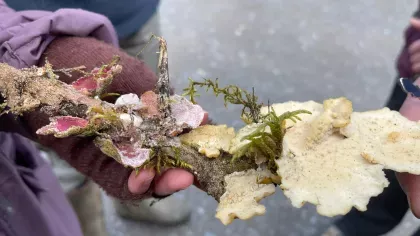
399, 78, 420, 121
410, 17, 420, 30
396, 172, 420, 218
398, 78, 420, 218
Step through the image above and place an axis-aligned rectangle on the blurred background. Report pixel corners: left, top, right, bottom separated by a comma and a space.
104, 0, 418, 235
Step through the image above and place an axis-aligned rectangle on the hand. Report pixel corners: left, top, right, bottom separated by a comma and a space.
397, 18, 420, 78
408, 18, 420, 74
22, 36, 199, 200
391, 17, 420, 218
397, 76, 420, 217
128, 111, 209, 196
396, 173, 420, 217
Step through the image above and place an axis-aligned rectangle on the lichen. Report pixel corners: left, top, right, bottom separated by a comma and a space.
71, 55, 121, 97
36, 116, 97, 138
94, 137, 122, 162
170, 95, 205, 129
94, 137, 151, 168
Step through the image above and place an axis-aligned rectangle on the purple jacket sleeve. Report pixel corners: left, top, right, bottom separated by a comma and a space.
0, 0, 118, 69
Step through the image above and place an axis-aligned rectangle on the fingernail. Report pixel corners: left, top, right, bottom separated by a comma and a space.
130, 169, 155, 194
408, 195, 420, 219
140, 169, 154, 185
200, 112, 209, 125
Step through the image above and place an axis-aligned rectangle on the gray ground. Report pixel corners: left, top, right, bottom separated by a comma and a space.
104, 0, 420, 235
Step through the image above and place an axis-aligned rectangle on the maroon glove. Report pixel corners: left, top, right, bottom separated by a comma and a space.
21, 36, 195, 200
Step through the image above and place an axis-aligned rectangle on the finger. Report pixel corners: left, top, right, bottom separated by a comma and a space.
396, 172, 410, 194
396, 172, 420, 218
399, 78, 420, 121
408, 40, 420, 55
397, 77, 420, 218
153, 168, 194, 196
410, 52, 420, 64
411, 18, 420, 31
201, 111, 217, 126
201, 111, 209, 125
410, 52, 420, 73
128, 168, 156, 194
412, 63, 420, 74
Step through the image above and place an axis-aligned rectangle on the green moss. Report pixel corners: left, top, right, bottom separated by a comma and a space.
233, 108, 312, 173
182, 78, 262, 123
93, 137, 121, 162
0, 102, 7, 115
171, 146, 193, 169
141, 146, 192, 174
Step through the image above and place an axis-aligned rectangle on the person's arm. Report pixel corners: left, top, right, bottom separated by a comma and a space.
0, 0, 195, 201
396, 79, 420, 218
395, 14, 420, 218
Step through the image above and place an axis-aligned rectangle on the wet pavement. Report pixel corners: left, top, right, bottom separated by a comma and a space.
104, 0, 420, 235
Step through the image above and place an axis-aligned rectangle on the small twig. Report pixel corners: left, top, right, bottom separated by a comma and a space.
154, 35, 171, 117
54, 66, 87, 77
135, 34, 156, 59
42, 57, 87, 78
99, 93, 120, 99
137, 34, 172, 118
